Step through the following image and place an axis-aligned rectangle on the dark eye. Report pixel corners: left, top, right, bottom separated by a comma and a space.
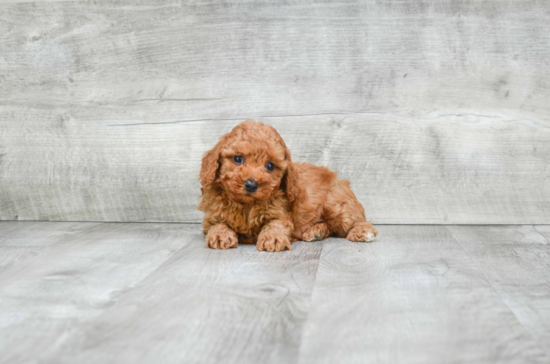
266, 162, 275, 171
233, 156, 244, 164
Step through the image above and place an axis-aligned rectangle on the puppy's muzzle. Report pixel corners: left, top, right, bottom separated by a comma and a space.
244, 179, 258, 193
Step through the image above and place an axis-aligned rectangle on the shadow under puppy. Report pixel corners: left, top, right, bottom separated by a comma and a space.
198, 120, 378, 252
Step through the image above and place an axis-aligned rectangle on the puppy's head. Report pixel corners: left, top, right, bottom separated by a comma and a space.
200, 120, 297, 204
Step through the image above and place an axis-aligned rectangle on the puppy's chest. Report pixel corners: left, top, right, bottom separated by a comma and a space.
225, 205, 269, 236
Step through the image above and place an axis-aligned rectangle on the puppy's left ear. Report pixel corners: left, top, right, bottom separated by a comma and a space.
199, 139, 224, 187
283, 148, 299, 203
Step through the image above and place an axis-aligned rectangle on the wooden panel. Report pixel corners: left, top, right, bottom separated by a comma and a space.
298, 225, 548, 363
1, 113, 548, 223
533, 225, 550, 241
0, 222, 101, 282
1, 0, 549, 223
1, 1, 549, 117
446, 225, 550, 358
0, 221, 99, 247
2, 222, 550, 363
0, 224, 323, 364
0, 222, 199, 364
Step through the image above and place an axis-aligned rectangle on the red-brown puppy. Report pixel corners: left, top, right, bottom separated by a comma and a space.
198, 120, 378, 252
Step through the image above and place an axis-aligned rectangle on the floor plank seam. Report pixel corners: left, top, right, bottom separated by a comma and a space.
3, 223, 550, 363
444, 225, 550, 360
295, 240, 326, 363
532, 226, 550, 244
106, 234, 205, 298
444, 225, 513, 301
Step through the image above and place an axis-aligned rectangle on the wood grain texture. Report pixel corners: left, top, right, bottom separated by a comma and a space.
0, 222, 199, 364
446, 225, 550, 358
0, 221, 323, 364
0, 221, 100, 247
298, 225, 548, 364
1, 113, 549, 224
2, 222, 550, 363
1, 0, 549, 223
48, 239, 323, 364
533, 225, 550, 241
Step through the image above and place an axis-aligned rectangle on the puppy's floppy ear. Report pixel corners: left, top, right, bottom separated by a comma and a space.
199, 139, 224, 187
283, 148, 299, 203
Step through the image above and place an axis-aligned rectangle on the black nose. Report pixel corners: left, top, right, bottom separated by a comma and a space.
244, 179, 258, 193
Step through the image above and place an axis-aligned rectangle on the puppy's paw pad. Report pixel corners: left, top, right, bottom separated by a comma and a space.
257, 234, 291, 252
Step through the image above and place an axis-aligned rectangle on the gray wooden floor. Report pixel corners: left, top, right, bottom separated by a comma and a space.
1, 222, 549, 364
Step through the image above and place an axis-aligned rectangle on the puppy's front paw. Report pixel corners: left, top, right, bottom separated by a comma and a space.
347, 223, 378, 243
257, 233, 291, 252
206, 225, 238, 250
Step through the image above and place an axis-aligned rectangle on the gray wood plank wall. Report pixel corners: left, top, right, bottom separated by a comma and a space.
1, 0, 549, 223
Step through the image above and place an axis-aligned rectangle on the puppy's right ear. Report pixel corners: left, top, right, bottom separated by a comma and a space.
199, 141, 223, 187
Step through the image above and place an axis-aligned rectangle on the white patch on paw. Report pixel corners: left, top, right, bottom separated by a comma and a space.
364, 231, 375, 242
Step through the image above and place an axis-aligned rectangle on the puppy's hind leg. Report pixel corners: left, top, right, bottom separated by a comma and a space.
324, 180, 378, 243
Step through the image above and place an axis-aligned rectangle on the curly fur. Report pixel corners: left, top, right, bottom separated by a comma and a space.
198, 120, 378, 252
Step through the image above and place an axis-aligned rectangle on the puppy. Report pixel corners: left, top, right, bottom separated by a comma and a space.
198, 120, 378, 252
